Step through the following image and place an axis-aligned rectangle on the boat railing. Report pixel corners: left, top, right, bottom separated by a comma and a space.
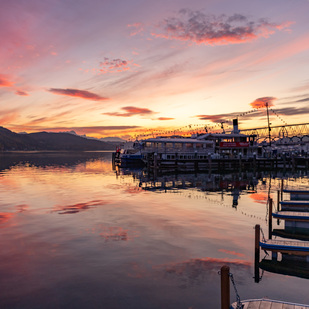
141, 147, 214, 154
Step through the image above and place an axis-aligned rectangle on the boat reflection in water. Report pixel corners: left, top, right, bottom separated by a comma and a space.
114, 165, 260, 208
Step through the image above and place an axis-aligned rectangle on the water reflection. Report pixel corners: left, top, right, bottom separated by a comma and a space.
157, 257, 251, 288
0, 152, 309, 308
0, 151, 112, 172
53, 200, 108, 214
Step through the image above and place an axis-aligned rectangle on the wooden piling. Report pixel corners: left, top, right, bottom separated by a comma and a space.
254, 224, 261, 283
277, 190, 280, 211
268, 198, 273, 239
220, 265, 230, 309
255, 224, 260, 266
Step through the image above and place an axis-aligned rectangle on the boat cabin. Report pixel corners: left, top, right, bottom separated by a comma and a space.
140, 137, 215, 160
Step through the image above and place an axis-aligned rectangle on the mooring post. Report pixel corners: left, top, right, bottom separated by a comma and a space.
277, 190, 280, 211
268, 198, 273, 239
220, 265, 230, 309
255, 224, 260, 266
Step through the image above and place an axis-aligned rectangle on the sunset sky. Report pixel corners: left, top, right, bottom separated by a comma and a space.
1, 0, 309, 139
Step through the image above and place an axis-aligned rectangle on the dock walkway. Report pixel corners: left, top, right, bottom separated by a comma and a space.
231, 299, 309, 309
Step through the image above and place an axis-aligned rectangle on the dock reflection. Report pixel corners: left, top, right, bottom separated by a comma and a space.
254, 189, 309, 283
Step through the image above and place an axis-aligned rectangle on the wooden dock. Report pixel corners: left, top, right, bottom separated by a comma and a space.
220, 265, 309, 309
280, 200, 309, 211
145, 154, 309, 173
259, 239, 309, 256
230, 298, 309, 308
283, 189, 309, 201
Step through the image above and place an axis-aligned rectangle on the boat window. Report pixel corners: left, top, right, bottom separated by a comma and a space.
174, 143, 182, 149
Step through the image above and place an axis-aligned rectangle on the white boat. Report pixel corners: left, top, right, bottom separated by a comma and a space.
114, 141, 144, 166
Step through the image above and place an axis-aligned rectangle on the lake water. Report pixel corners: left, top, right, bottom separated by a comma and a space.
0, 151, 309, 309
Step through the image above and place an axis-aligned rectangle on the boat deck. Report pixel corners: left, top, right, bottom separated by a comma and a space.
231, 299, 309, 309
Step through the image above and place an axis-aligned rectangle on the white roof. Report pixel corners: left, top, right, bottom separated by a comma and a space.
197, 133, 248, 140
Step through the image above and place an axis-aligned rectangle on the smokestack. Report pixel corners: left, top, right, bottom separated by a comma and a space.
233, 119, 239, 134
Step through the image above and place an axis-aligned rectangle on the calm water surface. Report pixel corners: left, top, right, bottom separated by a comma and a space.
0, 151, 309, 309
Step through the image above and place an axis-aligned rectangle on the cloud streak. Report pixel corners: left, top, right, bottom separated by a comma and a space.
15, 90, 29, 96
104, 106, 155, 117
48, 88, 109, 101
152, 9, 292, 45
157, 117, 174, 120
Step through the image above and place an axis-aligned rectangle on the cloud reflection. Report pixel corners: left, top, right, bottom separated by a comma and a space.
0, 212, 14, 225
53, 200, 107, 214
156, 257, 251, 288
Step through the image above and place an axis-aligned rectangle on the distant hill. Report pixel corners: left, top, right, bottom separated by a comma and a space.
0, 127, 117, 151
99, 136, 126, 143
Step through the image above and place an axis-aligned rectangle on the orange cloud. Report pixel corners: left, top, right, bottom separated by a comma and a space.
0, 74, 14, 87
157, 117, 174, 121
250, 97, 276, 109
0, 109, 19, 125
48, 88, 109, 101
104, 106, 155, 117
152, 10, 292, 45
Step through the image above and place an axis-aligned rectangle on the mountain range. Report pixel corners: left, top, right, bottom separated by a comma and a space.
0, 127, 122, 151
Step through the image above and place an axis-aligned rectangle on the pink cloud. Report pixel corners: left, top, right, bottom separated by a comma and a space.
152, 10, 292, 45
104, 106, 155, 117
15, 90, 29, 96
99, 57, 131, 74
98, 57, 140, 74
0, 74, 14, 87
48, 88, 109, 101
127, 22, 144, 36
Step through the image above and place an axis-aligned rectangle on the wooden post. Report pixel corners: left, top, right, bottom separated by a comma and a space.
277, 190, 280, 211
220, 265, 230, 309
281, 178, 284, 201
268, 198, 273, 239
255, 224, 260, 266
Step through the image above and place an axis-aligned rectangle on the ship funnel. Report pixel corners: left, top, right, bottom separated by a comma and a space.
233, 119, 239, 134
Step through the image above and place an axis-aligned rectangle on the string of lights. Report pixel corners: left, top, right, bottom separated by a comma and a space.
135, 106, 265, 140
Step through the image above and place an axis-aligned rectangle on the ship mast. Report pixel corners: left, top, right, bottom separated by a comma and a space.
266, 101, 271, 146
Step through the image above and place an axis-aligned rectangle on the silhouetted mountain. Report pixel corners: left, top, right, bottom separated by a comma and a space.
0, 127, 116, 151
